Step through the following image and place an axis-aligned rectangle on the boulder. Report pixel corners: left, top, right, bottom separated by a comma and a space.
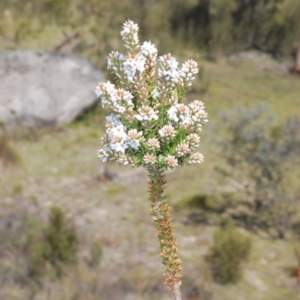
0, 51, 104, 128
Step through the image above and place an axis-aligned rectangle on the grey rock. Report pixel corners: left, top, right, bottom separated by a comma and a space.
0, 51, 104, 128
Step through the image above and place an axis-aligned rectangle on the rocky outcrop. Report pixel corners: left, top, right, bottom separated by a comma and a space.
0, 51, 104, 128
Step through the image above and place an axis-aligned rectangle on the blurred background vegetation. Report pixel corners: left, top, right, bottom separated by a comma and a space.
1, 0, 300, 69
1, 0, 300, 300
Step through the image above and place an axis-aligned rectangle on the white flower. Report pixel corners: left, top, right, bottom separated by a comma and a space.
110, 141, 128, 154
104, 117, 129, 154
95, 81, 115, 100
106, 114, 123, 128
140, 42, 157, 56
187, 133, 200, 150
127, 139, 139, 150
158, 125, 176, 139
165, 155, 178, 168
117, 154, 131, 166
181, 59, 198, 87
96, 81, 117, 107
167, 106, 179, 122
103, 81, 115, 93
96, 20, 208, 170
143, 153, 156, 164
109, 125, 127, 140
126, 129, 143, 150
180, 114, 192, 126
167, 57, 179, 72
189, 100, 208, 128
136, 105, 158, 122
112, 89, 134, 113
127, 129, 141, 139
159, 55, 180, 82
186, 152, 204, 164
151, 88, 159, 99
97, 145, 111, 162
121, 20, 139, 49
123, 55, 146, 82
176, 143, 190, 157
168, 104, 191, 126
98, 84, 134, 113
107, 51, 126, 70
147, 138, 160, 150
121, 26, 130, 35
95, 87, 102, 98
177, 103, 189, 115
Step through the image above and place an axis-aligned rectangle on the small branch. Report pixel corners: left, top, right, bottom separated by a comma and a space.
52, 32, 80, 52
72, 41, 96, 53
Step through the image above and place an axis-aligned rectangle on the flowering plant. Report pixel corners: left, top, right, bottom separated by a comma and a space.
96, 20, 208, 299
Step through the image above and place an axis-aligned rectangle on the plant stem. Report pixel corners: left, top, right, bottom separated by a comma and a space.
174, 281, 182, 300
147, 166, 182, 299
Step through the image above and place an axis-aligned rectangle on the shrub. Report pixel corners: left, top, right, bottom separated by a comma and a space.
207, 223, 252, 284
179, 194, 219, 212
216, 105, 300, 238
2, 0, 300, 68
176, 193, 236, 225
26, 206, 78, 277
42, 206, 78, 267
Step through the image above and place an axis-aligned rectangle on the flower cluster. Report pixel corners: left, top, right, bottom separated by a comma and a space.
96, 20, 208, 170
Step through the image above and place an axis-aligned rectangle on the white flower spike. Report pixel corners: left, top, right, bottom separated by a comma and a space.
94, 20, 209, 299
96, 19, 207, 170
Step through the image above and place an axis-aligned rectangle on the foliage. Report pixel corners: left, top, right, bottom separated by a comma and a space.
176, 194, 225, 224
216, 105, 300, 238
171, 0, 300, 57
42, 206, 77, 268
178, 194, 222, 212
26, 206, 78, 277
208, 223, 252, 284
1, 0, 299, 70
